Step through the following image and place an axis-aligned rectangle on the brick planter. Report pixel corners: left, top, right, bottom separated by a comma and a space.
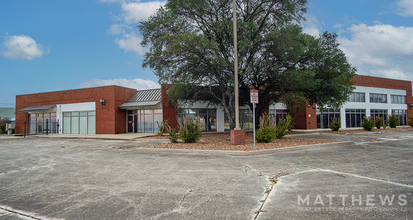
230, 129, 245, 145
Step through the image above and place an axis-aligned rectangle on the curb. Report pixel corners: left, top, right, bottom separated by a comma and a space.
133, 141, 355, 156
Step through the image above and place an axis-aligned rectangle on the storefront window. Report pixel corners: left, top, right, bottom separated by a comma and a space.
370, 109, 387, 125
317, 109, 340, 129
127, 109, 163, 133
345, 109, 366, 128
28, 113, 58, 134
62, 111, 95, 134
223, 107, 253, 131
392, 110, 407, 126
179, 108, 218, 132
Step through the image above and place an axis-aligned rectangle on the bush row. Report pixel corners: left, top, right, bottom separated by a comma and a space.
157, 117, 202, 143
255, 114, 292, 143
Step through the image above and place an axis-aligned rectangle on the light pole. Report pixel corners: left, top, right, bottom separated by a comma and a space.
233, 0, 239, 130
230, 0, 245, 145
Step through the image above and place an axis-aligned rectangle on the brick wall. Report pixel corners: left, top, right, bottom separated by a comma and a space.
293, 103, 317, 129
161, 85, 178, 130
294, 75, 413, 129
15, 86, 136, 134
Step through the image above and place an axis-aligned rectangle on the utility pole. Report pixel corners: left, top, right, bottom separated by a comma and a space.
230, 0, 245, 145
233, 0, 239, 130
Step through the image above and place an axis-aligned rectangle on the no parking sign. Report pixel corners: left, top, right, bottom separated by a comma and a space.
250, 90, 258, 103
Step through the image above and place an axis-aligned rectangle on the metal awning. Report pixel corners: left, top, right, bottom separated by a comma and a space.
118, 101, 161, 110
17, 105, 56, 113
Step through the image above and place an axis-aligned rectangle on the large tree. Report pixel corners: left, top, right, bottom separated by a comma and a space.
139, 0, 355, 129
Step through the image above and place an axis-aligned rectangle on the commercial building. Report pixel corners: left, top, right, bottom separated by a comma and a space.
15, 75, 412, 135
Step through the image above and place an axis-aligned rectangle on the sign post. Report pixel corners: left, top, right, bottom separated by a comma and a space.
250, 90, 258, 149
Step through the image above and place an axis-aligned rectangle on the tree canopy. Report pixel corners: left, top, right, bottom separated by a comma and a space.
139, 0, 355, 129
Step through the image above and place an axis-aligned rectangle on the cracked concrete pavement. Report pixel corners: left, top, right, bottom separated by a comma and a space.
1, 129, 413, 219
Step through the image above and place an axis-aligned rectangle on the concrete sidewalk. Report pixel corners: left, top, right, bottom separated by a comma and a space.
30, 133, 157, 140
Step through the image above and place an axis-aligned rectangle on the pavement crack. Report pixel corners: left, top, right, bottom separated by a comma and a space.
179, 189, 193, 206
253, 184, 273, 220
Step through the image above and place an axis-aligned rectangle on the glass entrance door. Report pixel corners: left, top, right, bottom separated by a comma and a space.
37, 114, 43, 134
127, 115, 134, 133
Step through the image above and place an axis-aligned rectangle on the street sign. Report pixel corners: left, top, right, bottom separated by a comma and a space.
250, 90, 258, 103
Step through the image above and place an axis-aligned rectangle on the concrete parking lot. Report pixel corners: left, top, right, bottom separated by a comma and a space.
0, 130, 412, 219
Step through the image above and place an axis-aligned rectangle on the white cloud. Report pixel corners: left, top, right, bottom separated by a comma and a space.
101, 1, 165, 55
79, 78, 160, 90
339, 24, 413, 80
397, 0, 413, 17
115, 32, 147, 55
302, 15, 321, 37
108, 24, 124, 35
121, 1, 165, 24
1, 35, 50, 60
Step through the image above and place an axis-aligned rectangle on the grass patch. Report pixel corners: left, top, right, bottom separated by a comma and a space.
112, 146, 133, 150
61, 146, 66, 148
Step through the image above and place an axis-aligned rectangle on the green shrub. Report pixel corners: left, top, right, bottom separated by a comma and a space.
0, 117, 10, 134
328, 117, 341, 131
408, 116, 413, 128
375, 116, 383, 129
256, 113, 276, 143
256, 126, 276, 143
156, 120, 169, 136
362, 117, 375, 131
168, 128, 179, 143
256, 114, 292, 142
179, 122, 201, 143
388, 114, 399, 128
275, 115, 292, 138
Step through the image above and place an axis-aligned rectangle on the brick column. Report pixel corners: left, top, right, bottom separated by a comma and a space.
230, 129, 245, 145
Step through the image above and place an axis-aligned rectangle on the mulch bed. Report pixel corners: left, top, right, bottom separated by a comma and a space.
147, 132, 338, 151
145, 127, 413, 151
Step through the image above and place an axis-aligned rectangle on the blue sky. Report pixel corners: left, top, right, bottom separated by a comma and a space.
1, 0, 413, 107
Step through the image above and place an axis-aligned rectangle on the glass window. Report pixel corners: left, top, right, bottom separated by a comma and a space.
61, 111, 95, 134
29, 114, 37, 134
370, 93, 387, 103
179, 108, 221, 132
139, 113, 144, 133
317, 109, 340, 129
391, 95, 407, 104
345, 109, 366, 127
79, 116, 88, 134
348, 92, 365, 102
88, 115, 95, 134
208, 109, 218, 131
154, 112, 162, 133
71, 116, 79, 134
370, 109, 387, 125
144, 113, 153, 133
392, 110, 407, 126
63, 115, 71, 134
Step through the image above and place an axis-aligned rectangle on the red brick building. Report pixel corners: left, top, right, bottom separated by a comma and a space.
16, 86, 136, 134
293, 75, 412, 129
14, 75, 413, 134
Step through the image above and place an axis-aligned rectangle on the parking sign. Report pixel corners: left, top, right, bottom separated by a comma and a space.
250, 90, 258, 103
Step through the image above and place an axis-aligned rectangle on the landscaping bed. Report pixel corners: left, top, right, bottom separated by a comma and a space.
146, 127, 413, 151
147, 132, 338, 151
